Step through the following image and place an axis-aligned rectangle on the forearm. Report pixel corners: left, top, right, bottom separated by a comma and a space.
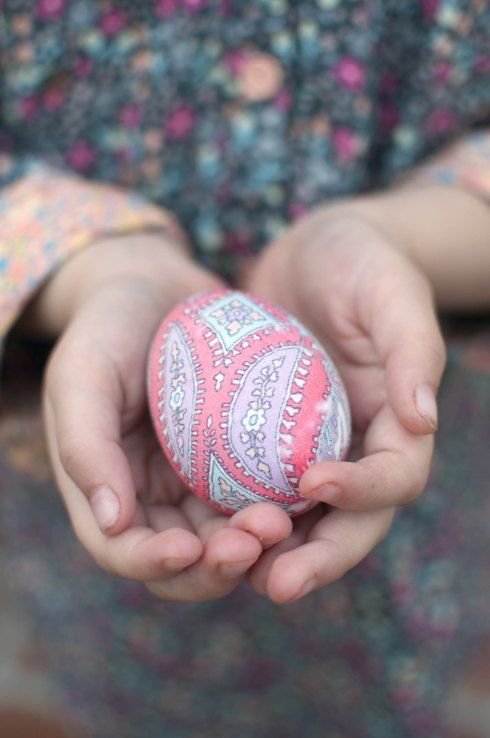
350, 185, 490, 312
17, 231, 219, 339
0, 161, 187, 342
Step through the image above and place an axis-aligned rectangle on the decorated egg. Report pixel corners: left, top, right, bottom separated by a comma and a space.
147, 290, 351, 517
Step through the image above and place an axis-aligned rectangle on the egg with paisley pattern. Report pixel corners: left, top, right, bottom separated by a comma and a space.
147, 290, 351, 517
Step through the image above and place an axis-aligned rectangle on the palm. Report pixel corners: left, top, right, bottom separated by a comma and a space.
120, 409, 232, 536
88, 282, 252, 544
249, 217, 397, 436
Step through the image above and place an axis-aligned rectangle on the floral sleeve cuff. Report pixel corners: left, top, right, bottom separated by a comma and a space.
0, 159, 187, 338
400, 130, 490, 203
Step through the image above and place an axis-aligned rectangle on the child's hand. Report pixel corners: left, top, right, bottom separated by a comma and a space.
242, 204, 446, 603
39, 233, 292, 601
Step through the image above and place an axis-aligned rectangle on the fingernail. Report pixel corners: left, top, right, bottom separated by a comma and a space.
415, 384, 438, 430
90, 486, 120, 533
306, 483, 342, 504
218, 560, 254, 577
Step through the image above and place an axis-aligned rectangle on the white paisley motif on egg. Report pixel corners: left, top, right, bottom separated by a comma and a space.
158, 322, 200, 484
199, 292, 280, 355
227, 345, 302, 494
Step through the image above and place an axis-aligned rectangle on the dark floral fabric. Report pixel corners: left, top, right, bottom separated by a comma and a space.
0, 0, 489, 277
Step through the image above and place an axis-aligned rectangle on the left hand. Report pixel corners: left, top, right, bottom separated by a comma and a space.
241, 202, 446, 603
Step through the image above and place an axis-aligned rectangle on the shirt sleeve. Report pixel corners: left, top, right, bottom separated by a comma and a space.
398, 129, 490, 203
0, 155, 188, 341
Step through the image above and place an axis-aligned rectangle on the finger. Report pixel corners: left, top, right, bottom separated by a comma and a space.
228, 502, 293, 548
99, 526, 204, 580
146, 527, 263, 601
266, 506, 395, 604
181, 496, 293, 551
247, 506, 323, 594
179, 493, 231, 542
123, 423, 188, 506
299, 404, 433, 510
44, 402, 205, 579
44, 353, 136, 535
364, 261, 446, 434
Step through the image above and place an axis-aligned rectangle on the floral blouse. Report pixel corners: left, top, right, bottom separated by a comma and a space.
0, 0, 489, 323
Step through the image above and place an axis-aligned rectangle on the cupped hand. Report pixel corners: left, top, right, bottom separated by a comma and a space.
41, 235, 292, 601
242, 205, 446, 603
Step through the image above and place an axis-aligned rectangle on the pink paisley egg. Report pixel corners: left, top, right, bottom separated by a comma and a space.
147, 290, 351, 517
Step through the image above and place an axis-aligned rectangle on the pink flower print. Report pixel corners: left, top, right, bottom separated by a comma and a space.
119, 104, 142, 129
332, 127, 361, 162
379, 103, 398, 133
334, 57, 365, 91
434, 60, 451, 84
37, 0, 67, 20
224, 232, 252, 255
238, 53, 284, 102
155, 0, 178, 17
155, 0, 206, 15
42, 87, 65, 111
380, 72, 398, 94
220, 0, 232, 16
225, 50, 247, 75
116, 148, 132, 166
75, 56, 93, 77
19, 96, 39, 120
274, 89, 293, 112
12, 14, 32, 37
426, 108, 457, 134
421, 0, 439, 21
183, 0, 207, 11
165, 106, 196, 140
476, 55, 490, 74
289, 202, 308, 221
66, 141, 95, 171
100, 9, 127, 37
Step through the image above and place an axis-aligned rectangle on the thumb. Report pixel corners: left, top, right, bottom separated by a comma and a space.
366, 262, 447, 435
43, 359, 137, 537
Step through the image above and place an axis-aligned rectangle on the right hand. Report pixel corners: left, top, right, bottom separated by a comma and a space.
39, 233, 293, 600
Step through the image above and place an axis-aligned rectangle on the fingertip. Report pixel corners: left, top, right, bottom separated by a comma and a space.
88, 475, 137, 536
229, 502, 293, 547
388, 382, 439, 437
89, 485, 122, 535
108, 528, 204, 581
414, 383, 439, 432
266, 554, 307, 604
299, 461, 341, 496
206, 527, 262, 569
155, 527, 204, 564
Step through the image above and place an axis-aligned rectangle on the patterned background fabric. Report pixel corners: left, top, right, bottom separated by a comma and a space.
1, 0, 489, 277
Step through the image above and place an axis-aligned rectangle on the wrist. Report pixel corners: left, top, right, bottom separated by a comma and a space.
337, 186, 490, 312
18, 231, 219, 338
